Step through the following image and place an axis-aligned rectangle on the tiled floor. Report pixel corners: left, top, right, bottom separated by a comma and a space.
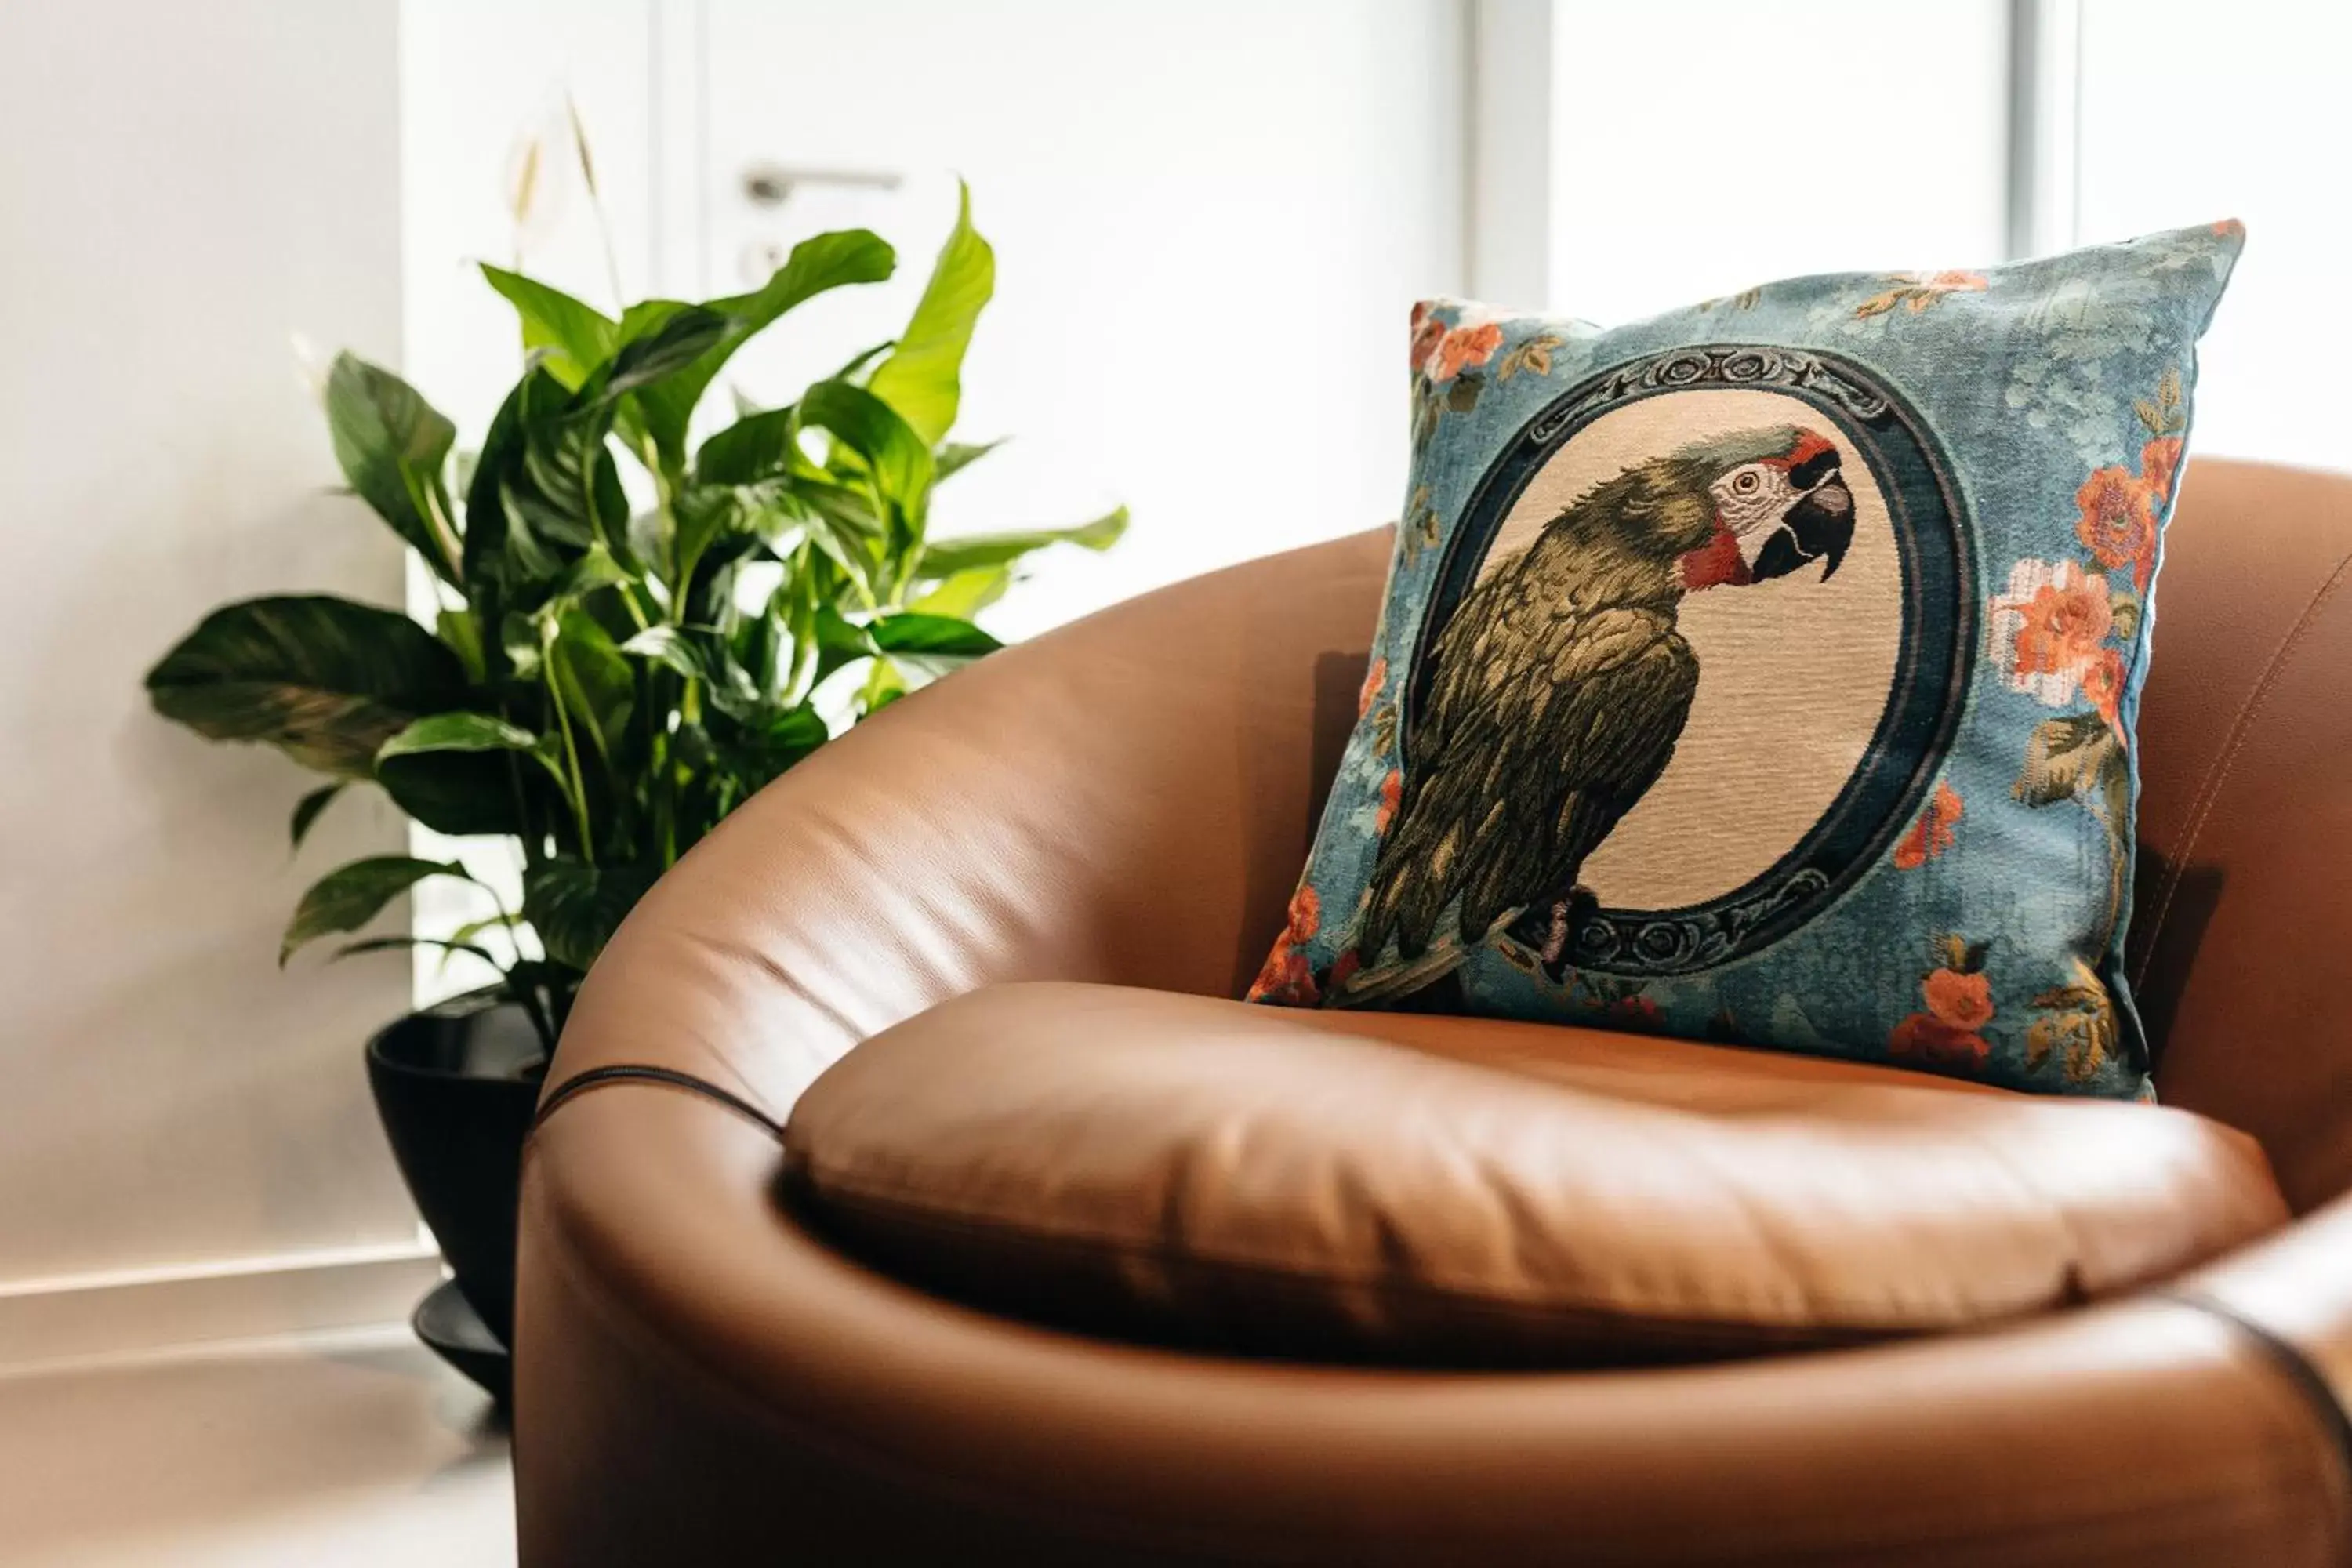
0, 1328, 514, 1566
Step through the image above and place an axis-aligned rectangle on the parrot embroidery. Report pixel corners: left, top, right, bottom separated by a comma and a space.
1341, 425, 1856, 1004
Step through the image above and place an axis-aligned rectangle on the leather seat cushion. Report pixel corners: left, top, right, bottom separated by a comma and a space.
782, 982, 2288, 1367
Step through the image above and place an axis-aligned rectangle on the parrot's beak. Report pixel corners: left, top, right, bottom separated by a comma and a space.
1750, 473, 1854, 583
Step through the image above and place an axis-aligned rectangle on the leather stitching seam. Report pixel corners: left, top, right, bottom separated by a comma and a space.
2133, 543, 2352, 992
2155, 1286, 2352, 1537
530, 1064, 785, 1140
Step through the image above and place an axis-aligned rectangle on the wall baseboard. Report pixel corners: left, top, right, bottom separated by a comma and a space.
0, 1240, 445, 1374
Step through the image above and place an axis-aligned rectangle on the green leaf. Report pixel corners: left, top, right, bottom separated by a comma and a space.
332, 934, 497, 968
914, 506, 1128, 578
907, 565, 1011, 619
499, 611, 543, 678
631, 230, 897, 472
478, 264, 618, 390
146, 595, 468, 777
281, 855, 463, 964
376, 711, 542, 762
799, 379, 935, 507
515, 404, 625, 554
829, 339, 895, 385
617, 623, 711, 681
547, 539, 634, 601
324, 354, 462, 583
604, 305, 731, 401
868, 612, 1001, 658
857, 655, 909, 718
867, 181, 994, 445
664, 481, 796, 611
723, 702, 829, 793
549, 608, 635, 760
375, 749, 538, 838
289, 782, 343, 850
464, 366, 619, 604
461, 374, 534, 594
693, 406, 797, 486
867, 611, 1000, 681
2013, 712, 2120, 808
811, 604, 880, 686
436, 606, 486, 684
735, 602, 786, 692
446, 911, 522, 950
797, 481, 887, 604
935, 437, 1006, 483
523, 858, 659, 971
628, 622, 759, 717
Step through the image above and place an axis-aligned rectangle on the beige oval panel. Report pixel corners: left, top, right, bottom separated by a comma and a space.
1471, 388, 1904, 911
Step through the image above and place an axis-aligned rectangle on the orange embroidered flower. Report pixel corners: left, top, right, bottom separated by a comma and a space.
1888, 1014, 1991, 1069
1990, 560, 2115, 706
1408, 303, 1446, 376
1283, 884, 1319, 942
1432, 321, 1502, 381
1893, 940, 1993, 1072
2082, 646, 2127, 734
1374, 768, 1403, 833
1247, 948, 1316, 1006
2140, 436, 2184, 504
1893, 780, 1963, 869
1246, 884, 1325, 1006
1922, 967, 1994, 1030
2075, 465, 2158, 590
2012, 569, 2113, 678
1358, 656, 1387, 718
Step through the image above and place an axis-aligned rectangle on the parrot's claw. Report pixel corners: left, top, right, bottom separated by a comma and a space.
1539, 885, 1599, 983
1539, 902, 1571, 967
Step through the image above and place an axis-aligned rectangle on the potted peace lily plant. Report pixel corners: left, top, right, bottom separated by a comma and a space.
144, 191, 1123, 1394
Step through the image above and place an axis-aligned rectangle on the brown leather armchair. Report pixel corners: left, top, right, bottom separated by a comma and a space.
516, 459, 2352, 1565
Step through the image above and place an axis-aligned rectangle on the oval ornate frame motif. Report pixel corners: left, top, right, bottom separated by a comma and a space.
1406, 344, 1976, 978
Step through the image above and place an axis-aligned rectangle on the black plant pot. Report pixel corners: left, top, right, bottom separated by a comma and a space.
365, 993, 547, 1403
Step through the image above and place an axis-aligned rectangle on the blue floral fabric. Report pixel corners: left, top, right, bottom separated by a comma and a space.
1251, 223, 2243, 1099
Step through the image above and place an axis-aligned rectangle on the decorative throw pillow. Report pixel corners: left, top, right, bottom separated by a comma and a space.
1250, 223, 2244, 1100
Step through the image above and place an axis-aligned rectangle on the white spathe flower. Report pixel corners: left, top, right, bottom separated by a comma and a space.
502, 100, 575, 256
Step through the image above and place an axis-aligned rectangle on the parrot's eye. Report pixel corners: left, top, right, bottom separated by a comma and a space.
1732, 470, 1762, 495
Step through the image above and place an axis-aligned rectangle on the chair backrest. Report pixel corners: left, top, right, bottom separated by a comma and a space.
2133, 458, 2352, 1210
553, 456, 2352, 1210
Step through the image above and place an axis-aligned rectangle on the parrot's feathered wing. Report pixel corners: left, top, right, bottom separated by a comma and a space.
1353, 466, 1714, 977
1358, 601, 1697, 966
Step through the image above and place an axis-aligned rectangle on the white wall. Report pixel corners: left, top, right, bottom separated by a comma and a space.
0, 0, 436, 1364
1546, 0, 2010, 321
2075, 0, 2352, 470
